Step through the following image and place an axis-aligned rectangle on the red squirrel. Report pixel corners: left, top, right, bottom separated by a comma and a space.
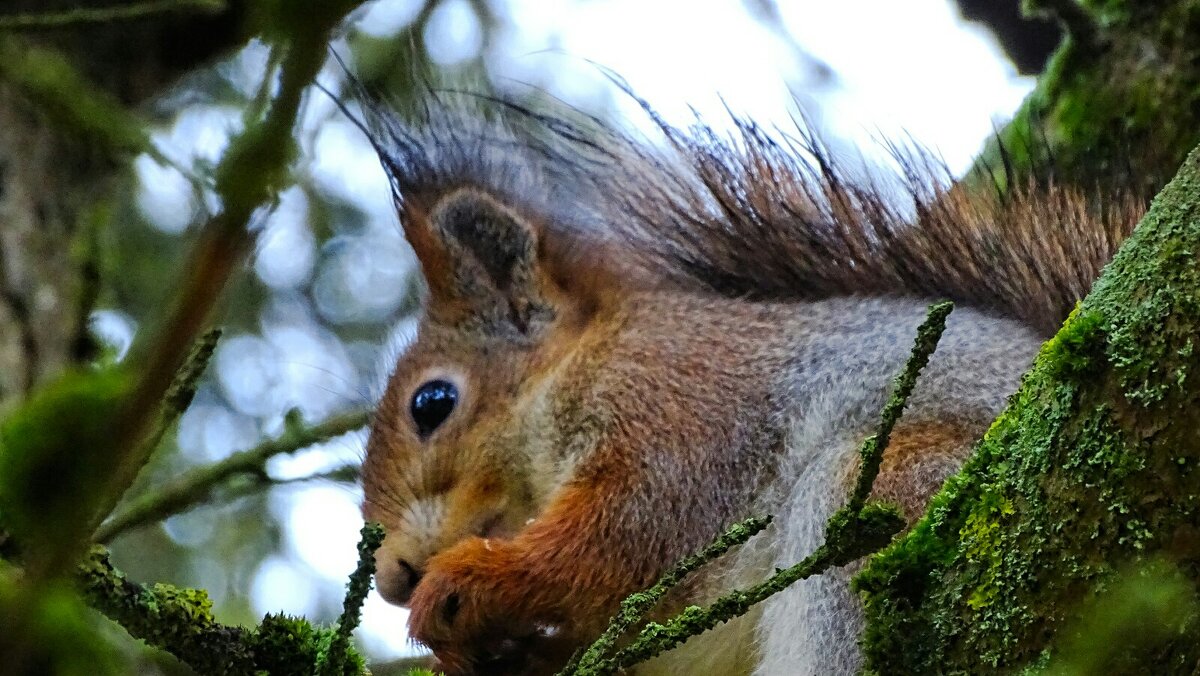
358, 98, 1141, 674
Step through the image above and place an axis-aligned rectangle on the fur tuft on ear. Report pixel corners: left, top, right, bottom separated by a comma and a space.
420, 189, 557, 336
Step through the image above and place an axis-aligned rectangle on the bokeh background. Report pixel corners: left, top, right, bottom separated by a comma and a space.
100, 0, 1042, 669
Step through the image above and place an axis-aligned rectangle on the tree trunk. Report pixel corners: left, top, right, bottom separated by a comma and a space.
975, 1, 1200, 198
858, 4, 1200, 668
0, 1, 248, 406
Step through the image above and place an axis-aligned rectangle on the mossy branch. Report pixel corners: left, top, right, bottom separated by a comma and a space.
95, 408, 369, 543
567, 302, 954, 675
80, 523, 383, 675
127, 328, 222, 463
0, 1, 224, 30
79, 545, 256, 673
562, 516, 772, 674
161, 328, 222, 420
318, 522, 385, 676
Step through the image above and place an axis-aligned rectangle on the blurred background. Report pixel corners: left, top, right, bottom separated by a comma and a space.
97, 0, 1046, 669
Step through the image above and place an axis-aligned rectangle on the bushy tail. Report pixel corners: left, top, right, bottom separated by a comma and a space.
365, 91, 1144, 336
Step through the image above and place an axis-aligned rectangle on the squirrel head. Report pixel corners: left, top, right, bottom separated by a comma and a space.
362, 187, 608, 605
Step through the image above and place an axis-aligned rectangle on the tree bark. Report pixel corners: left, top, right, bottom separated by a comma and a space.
858, 3, 1200, 664
975, 1, 1200, 198
0, 1, 249, 405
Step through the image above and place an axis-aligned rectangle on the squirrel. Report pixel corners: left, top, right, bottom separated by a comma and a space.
356, 94, 1142, 675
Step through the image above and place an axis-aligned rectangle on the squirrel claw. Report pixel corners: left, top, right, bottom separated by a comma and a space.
408, 537, 573, 675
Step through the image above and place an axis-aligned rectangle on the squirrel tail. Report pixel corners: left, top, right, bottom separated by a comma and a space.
365, 92, 1144, 336
601, 110, 1145, 336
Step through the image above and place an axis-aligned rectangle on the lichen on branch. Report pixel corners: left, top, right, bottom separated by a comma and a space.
79, 521, 385, 675
857, 144, 1200, 672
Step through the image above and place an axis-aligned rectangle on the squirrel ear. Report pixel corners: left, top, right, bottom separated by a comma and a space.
412, 189, 557, 335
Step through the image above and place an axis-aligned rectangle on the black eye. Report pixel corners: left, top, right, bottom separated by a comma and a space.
411, 379, 458, 438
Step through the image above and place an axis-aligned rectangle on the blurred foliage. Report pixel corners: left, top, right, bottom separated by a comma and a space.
1039, 559, 1200, 676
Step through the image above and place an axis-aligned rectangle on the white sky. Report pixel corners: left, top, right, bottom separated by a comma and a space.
136, 0, 1035, 662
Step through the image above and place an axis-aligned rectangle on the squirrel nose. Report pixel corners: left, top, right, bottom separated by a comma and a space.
399, 560, 422, 592
377, 556, 423, 605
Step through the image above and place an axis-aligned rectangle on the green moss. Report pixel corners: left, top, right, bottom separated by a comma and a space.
961, 495, 1015, 610
1038, 306, 1106, 379
858, 140, 1200, 672
975, 2, 1200, 197
250, 614, 342, 676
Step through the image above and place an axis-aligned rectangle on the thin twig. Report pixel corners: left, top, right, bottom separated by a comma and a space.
602, 506, 903, 673
319, 522, 385, 675
97, 328, 222, 534
562, 516, 771, 674
94, 0, 364, 543
0, 0, 225, 30
95, 409, 369, 543
848, 300, 954, 511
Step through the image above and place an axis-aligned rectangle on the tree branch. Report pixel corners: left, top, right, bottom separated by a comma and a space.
94, 0, 365, 545
95, 409, 369, 543
318, 522, 385, 675
860, 143, 1200, 670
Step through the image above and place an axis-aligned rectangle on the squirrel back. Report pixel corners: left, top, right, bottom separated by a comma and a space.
359, 94, 1144, 675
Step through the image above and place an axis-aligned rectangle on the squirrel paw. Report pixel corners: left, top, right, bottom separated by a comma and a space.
408, 537, 571, 675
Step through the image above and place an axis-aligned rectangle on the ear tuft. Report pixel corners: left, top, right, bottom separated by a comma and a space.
431, 191, 536, 294
426, 189, 556, 335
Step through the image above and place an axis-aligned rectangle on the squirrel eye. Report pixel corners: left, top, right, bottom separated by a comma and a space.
410, 379, 458, 438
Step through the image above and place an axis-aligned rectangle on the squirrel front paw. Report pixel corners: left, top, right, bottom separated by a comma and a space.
408, 537, 574, 676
